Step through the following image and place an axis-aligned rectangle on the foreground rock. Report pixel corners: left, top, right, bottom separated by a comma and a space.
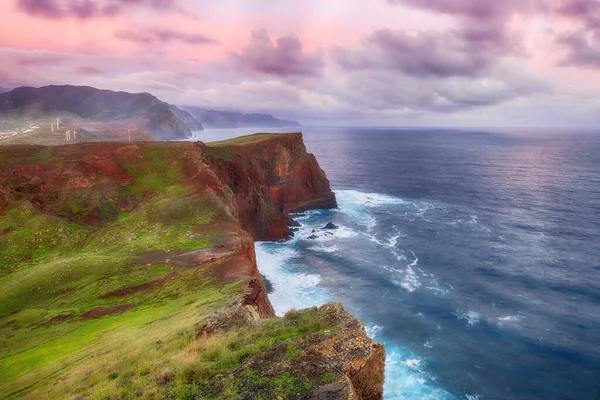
196, 302, 385, 399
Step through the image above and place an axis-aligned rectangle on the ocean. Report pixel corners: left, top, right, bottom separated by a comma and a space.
191, 127, 600, 400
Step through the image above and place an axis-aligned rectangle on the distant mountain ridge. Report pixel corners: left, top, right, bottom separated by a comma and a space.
0, 85, 202, 140
0, 88, 10, 94
182, 106, 300, 129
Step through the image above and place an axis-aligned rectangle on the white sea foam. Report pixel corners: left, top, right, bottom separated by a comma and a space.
400, 251, 422, 292
366, 325, 383, 338
455, 310, 481, 326
308, 244, 339, 253
335, 190, 408, 208
426, 286, 449, 296
255, 243, 327, 316
404, 358, 423, 370
303, 224, 358, 242
384, 346, 453, 400
497, 315, 520, 326
334, 190, 410, 230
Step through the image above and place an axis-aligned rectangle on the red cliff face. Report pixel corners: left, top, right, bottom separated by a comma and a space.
207, 132, 337, 240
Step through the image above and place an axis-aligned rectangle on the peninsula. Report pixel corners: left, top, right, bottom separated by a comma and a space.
0, 133, 385, 399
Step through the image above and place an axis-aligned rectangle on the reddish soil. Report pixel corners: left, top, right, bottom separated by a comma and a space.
101, 282, 157, 298
81, 304, 134, 320
43, 314, 76, 326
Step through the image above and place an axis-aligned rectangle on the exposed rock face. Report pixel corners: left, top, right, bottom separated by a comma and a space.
199, 302, 385, 399
208, 133, 337, 240
293, 303, 385, 400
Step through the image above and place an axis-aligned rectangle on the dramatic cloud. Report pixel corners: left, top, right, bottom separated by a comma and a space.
16, 0, 178, 19
553, 0, 600, 69
116, 28, 217, 45
556, 0, 600, 29
77, 66, 104, 75
388, 0, 542, 23
231, 30, 324, 78
318, 61, 551, 116
334, 29, 493, 78
557, 30, 600, 68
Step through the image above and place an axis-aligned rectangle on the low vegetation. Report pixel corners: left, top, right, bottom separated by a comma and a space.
207, 133, 281, 148
0, 140, 341, 399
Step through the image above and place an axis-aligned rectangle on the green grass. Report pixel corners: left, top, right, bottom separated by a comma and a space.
0, 144, 248, 399
0, 202, 90, 271
85, 306, 336, 400
207, 133, 282, 147
206, 133, 284, 161
121, 147, 187, 199
206, 146, 234, 161
0, 140, 336, 399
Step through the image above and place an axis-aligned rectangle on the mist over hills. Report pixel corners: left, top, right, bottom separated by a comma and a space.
0, 85, 301, 141
182, 106, 300, 129
0, 85, 200, 140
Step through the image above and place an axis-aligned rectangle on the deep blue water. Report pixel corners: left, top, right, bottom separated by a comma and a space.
193, 127, 600, 400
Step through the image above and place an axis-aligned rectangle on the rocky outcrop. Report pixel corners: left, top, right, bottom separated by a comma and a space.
197, 302, 385, 399
207, 133, 337, 240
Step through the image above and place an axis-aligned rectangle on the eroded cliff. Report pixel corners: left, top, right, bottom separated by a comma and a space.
0, 133, 383, 400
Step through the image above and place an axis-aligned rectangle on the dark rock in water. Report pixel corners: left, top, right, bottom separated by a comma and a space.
261, 274, 274, 294
307, 234, 319, 240
324, 231, 333, 236
289, 230, 295, 237
291, 227, 300, 232
311, 229, 317, 233
323, 222, 338, 230
288, 220, 301, 227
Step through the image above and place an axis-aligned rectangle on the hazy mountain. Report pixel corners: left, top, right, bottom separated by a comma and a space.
0, 85, 203, 139
182, 106, 300, 129
0, 88, 10, 94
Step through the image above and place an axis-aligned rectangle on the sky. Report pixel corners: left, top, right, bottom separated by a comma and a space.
2, 0, 600, 127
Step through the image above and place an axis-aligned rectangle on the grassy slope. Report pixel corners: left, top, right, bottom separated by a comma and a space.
206, 133, 282, 148
205, 133, 284, 162
0, 145, 241, 399
0, 140, 336, 400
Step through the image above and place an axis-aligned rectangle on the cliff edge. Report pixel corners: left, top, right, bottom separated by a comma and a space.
0, 133, 383, 399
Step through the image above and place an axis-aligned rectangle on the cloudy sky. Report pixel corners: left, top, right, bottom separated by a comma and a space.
2, 0, 600, 126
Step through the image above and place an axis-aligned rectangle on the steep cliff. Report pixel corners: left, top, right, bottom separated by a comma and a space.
207, 133, 337, 240
0, 133, 383, 400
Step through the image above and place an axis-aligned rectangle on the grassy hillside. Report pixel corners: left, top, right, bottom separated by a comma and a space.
0, 146, 239, 398
0, 140, 348, 400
